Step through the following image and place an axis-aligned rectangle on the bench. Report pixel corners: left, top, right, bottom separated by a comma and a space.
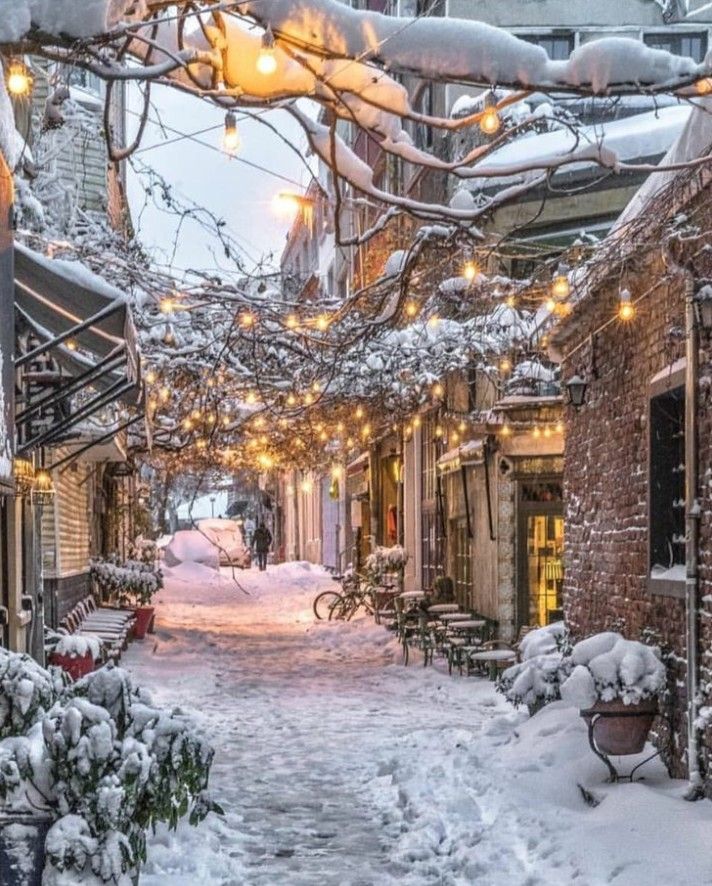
53, 596, 136, 663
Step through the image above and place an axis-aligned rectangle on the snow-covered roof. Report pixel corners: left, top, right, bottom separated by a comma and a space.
467, 105, 691, 192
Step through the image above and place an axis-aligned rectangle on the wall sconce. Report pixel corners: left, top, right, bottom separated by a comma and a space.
13, 458, 35, 496
31, 469, 55, 508
565, 374, 588, 408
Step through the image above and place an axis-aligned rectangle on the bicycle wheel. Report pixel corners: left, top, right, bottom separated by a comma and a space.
328, 594, 352, 621
313, 591, 342, 620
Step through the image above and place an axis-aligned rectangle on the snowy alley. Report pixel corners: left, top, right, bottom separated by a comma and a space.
124, 563, 712, 886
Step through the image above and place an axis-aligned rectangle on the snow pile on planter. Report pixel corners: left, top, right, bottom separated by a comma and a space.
163, 530, 220, 571
53, 634, 102, 661
560, 633, 666, 709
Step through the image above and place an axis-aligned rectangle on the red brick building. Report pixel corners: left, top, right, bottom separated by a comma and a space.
551, 113, 712, 790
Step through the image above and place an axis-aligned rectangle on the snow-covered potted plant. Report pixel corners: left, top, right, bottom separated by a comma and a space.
0, 650, 221, 885
47, 633, 102, 682
559, 632, 666, 755
90, 555, 163, 640
498, 622, 571, 715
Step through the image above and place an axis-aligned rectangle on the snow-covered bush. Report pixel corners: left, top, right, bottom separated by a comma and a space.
53, 635, 103, 661
0, 648, 64, 738
90, 555, 163, 607
364, 545, 409, 585
0, 654, 220, 884
497, 623, 572, 715
127, 536, 158, 567
559, 633, 666, 709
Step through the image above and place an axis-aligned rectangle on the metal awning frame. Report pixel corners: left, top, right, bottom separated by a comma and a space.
18, 377, 134, 455
16, 345, 127, 427
15, 298, 125, 369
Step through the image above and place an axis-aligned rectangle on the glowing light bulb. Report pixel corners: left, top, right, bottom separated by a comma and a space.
413, 416, 422, 428
246, 391, 258, 405
287, 394, 296, 406
257, 27, 278, 75
6, 61, 32, 97
618, 288, 635, 322
66, 339, 77, 351
405, 301, 419, 318
434, 425, 444, 438
315, 313, 330, 332
506, 295, 516, 309
427, 314, 440, 329
479, 105, 501, 135
355, 406, 364, 419
545, 298, 557, 313
500, 424, 512, 437
458, 421, 466, 433
696, 78, 712, 95
432, 383, 444, 399
555, 421, 564, 434
222, 111, 241, 154
145, 369, 157, 385
346, 437, 355, 448
361, 423, 371, 438
159, 297, 176, 314
551, 272, 571, 300
533, 426, 541, 439
239, 312, 255, 329
272, 191, 301, 218
463, 260, 479, 281
286, 314, 299, 330
543, 426, 552, 438
159, 386, 170, 402
500, 357, 512, 373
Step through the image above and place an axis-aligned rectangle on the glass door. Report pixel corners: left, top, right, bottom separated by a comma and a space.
525, 514, 564, 626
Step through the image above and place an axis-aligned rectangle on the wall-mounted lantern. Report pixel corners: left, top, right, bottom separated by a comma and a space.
565, 374, 588, 408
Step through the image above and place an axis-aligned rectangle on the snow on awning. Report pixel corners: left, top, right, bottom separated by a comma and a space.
437, 439, 484, 474
14, 244, 142, 455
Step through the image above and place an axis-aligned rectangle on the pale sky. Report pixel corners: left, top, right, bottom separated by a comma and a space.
125, 85, 312, 276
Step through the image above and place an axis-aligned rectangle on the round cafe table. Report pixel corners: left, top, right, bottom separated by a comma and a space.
427, 603, 460, 614
439, 612, 472, 622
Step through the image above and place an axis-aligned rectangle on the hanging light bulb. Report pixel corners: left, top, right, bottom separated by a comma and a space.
286, 393, 296, 407
500, 424, 512, 437
144, 369, 157, 385
355, 406, 364, 419
458, 421, 466, 433
432, 382, 444, 399
618, 288, 635, 321
499, 357, 512, 373
222, 111, 241, 154
315, 313, 330, 332
463, 260, 479, 281
6, 60, 32, 98
506, 295, 516, 309
361, 423, 371, 438
434, 425, 444, 438
405, 300, 419, 318
545, 297, 557, 313
66, 339, 77, 352
427, 314, 440, 329
257, 26, 278, 75
286, 314, 299, 330
479, 104, 501, 135
413, 415, 422, 428
533, 426, 541, 439
239, 312, 255, 329
551, 264, 571, 300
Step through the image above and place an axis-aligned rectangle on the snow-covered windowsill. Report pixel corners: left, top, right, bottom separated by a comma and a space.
648, 564, 686, 599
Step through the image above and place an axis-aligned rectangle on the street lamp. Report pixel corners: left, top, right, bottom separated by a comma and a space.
209, 494, 216, 518
565, 374, 588, 408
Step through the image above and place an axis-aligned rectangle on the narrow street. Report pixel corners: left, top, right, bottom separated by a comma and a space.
124, 564, 712, 886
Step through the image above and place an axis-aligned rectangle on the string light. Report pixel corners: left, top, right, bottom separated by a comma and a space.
506, 295, 516, 309
499, 357, 512, 373
160, 297, 176, 314
479, 105, 501, 135
458, 421, 466, 433
257, 26, 278, 75
286, 314, 299, 330
355, 406, 364, 419
287, 393, 296, 406
145, 369, 157, 385
66, 339, 77, 351
6, 60, 32, 97
315, 313, 330, 332
432, 382, 444, 399
427, 314, 440, 329
434, 425, 444, 438
555, 421, 564, 434
463, 260, 479, 281
618, 288, 635, 321
159, 386, 170, 402
543, 426, 552, 438
533, 426, 541, 439
500, 424, 512, 437
413, 416, 422, 428
239, 312, 255, 329
246, 391, 258, 405
222, 111, 240, 154
551, 265, 571, 300
545, 297, 557, 313
361, 423, 371, 438
405, 301, 419, 318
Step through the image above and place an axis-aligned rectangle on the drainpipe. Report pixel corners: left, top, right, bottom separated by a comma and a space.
684, 274, 703, 798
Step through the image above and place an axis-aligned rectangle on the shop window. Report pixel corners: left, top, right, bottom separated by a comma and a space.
644, 32, 707, 62
520, 33, 575, 60
650, 386, 685, 570
421, 510, 445, 591
521, 482, 563, 504
453, 519, 472, 607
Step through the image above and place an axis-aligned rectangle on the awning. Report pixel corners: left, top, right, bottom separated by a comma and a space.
437, 439, 484, 475
14, 244, 142, 455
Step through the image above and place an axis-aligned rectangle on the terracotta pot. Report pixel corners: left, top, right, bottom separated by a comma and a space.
49, 650, 95, 681
133, 606, 155, 640
581, 698, 658, 756
0, 812, 52, 886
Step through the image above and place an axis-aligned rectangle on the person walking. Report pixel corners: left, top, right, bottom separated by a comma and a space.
252, 521, 272, 571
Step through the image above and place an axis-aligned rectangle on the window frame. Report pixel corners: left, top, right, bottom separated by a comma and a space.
643, 31, 708, 63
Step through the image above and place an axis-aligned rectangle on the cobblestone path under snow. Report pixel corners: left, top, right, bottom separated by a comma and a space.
124, 562, 712, 886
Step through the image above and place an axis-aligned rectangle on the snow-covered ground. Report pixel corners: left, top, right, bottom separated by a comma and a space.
124, 562, 712, 886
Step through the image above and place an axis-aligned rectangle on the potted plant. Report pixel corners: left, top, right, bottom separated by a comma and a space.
90, 555, 163, 640
0, 650, 221, 885
498, 622, 571, 715
47, 633, 102, 682
559, 632, 666, 755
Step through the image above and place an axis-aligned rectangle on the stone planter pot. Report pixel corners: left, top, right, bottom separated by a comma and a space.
49, 650, 95, 682
133, 606, 155, 640
0, 812, 52, 886
581, 698, 658, 755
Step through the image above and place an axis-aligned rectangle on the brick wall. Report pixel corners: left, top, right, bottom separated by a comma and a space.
560, 192, 712, 785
